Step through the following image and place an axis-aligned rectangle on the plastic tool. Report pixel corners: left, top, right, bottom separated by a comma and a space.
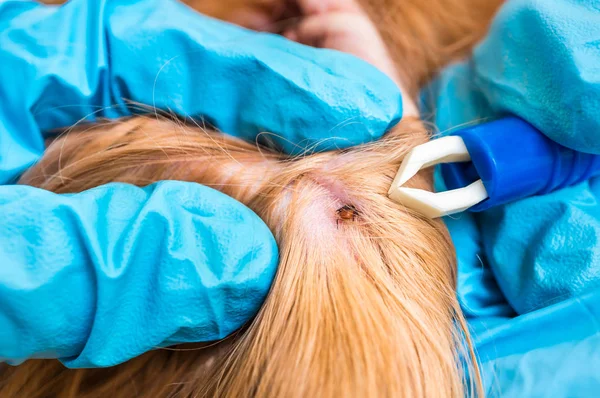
388, 116, 600, 218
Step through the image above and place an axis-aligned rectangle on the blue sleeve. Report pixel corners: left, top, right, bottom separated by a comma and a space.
0, 182, 278, 368
0, 0, 402, 185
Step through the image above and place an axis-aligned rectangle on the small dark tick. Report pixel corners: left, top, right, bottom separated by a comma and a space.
336, 205, 358, 227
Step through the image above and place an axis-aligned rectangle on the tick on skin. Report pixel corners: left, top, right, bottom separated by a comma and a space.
336, 205, 358, 227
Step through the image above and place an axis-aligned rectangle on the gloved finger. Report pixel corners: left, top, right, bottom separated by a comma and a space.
0, 0, 402, 181
0, 181, 278, 368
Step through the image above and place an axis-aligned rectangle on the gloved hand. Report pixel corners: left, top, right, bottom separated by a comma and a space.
422, 1, 600, 395
0, 0, 403, 368
422, 0, 600, 316
422, 0, 600, 155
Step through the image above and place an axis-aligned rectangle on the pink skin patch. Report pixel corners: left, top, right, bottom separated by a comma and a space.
288, 180, 355, 258
310, 174, 352, 206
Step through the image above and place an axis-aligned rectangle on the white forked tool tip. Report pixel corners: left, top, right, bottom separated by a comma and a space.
387, 136, 489, 218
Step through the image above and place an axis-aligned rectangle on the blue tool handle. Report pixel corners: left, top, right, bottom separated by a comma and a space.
441, 116, 600, 212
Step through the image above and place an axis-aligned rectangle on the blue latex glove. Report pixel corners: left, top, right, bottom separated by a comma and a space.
422, 0, 600, 395
0, 0, 403, 368
423, 0, 600, 155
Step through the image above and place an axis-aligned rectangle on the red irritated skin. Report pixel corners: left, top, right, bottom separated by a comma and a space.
223, 0, 419, 118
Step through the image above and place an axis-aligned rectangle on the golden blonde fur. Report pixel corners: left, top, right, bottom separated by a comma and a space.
0, 0, 505, 396
4, 115, 474, 397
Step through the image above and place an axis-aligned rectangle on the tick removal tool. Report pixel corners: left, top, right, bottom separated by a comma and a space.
388, 117, 600, 218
